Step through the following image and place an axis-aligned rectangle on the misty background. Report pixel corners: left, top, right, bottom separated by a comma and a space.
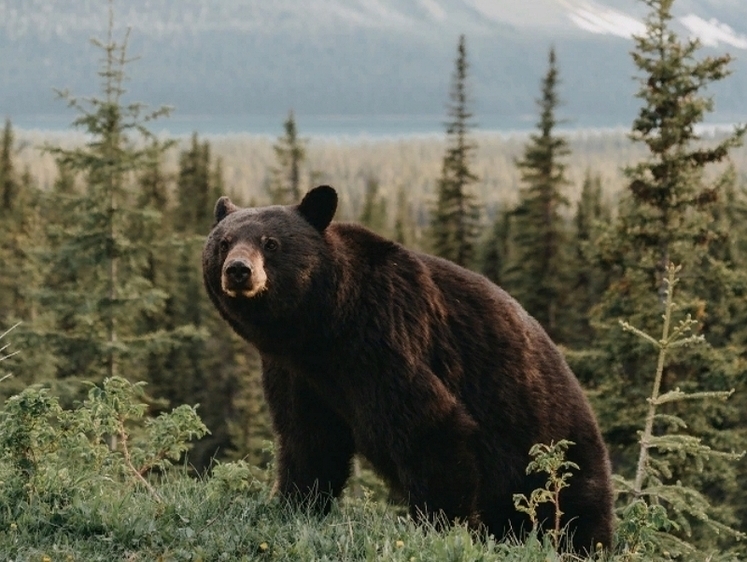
3, 0, 747, 136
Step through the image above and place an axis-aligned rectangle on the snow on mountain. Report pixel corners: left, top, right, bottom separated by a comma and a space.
562, 0, 747, 50
565, 1, 646, 38
680, 14, 747, 49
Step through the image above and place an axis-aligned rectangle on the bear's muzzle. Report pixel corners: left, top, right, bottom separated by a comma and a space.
221, 245, 268, 298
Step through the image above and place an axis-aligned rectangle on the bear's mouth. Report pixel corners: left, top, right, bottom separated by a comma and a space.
221, 271, 268, 299
221, 280, 268, 299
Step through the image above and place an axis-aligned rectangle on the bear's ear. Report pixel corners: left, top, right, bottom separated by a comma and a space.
214, 196, 238, 225
297, 185, 337, 232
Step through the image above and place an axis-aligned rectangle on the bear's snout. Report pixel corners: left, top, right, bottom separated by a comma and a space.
225, 259, 252, 287
220, 245, 268, 298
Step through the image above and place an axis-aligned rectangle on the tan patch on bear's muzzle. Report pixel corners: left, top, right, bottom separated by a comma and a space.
221, 244, 268, 298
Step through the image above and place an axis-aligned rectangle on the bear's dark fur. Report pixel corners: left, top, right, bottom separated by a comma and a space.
202, 185, 613, 552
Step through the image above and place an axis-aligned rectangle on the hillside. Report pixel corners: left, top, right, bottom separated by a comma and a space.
1, 0, 747, 132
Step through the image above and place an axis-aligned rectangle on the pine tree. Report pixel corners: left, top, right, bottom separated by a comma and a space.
430, 35, 480, 268
268, 110, 307, 204
503, 48, 571, 341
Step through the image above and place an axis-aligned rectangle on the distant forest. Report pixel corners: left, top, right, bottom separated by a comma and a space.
13, 126, 747, 231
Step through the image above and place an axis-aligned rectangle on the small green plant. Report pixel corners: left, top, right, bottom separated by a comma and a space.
0, 385, 64, 504
615, 264, 745, 560
207, 459, 257, 495
513, 439, 578, 551
616, 500, 673, 561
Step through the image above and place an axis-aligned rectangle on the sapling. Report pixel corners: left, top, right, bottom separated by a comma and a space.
615, 263, 745, 560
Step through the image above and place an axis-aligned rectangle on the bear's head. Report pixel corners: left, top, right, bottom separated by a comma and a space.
202, 185, 338, 335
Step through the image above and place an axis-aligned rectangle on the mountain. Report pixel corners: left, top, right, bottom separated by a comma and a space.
1, 0, 746, 133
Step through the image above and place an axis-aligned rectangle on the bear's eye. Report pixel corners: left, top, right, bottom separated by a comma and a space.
263, 238, 279, 252
219, 239, 229, 253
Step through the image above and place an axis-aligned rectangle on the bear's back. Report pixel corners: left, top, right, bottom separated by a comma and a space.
328, 222, 589, 426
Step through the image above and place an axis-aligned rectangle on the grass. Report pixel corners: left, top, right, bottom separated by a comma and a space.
0, 379, 593, 562
0, 473, 579, 562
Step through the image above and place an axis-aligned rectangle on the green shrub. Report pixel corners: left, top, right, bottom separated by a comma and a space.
0, 375, 207, 525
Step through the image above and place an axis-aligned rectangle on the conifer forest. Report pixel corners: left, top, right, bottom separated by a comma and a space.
1, 0, 747, 559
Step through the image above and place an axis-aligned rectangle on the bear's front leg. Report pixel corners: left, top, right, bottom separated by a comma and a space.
262, 359, 355, 513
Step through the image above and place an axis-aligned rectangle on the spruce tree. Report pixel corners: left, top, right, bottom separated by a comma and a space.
503, 48, 571, 341
430, 35, 480, 267
0, 119, 18, 213
358, 175, 387, 234
480, 207, 511, 286
620, 0, 745, 288
0, 121, 43, 331
0, 119, 20, 320
38, 7, 175, 386
176, 133, 217, 235
392, 186, 413, 246
585, 0, 747, 550
615, 264, 745, 559
566, 171, 611, 347
1, 155, 90, 399
161, 137, 269, 468
268, 110, 307, 204
137, 139, 171, 214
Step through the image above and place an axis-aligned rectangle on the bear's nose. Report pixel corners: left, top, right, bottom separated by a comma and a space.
225, 259, 252, 286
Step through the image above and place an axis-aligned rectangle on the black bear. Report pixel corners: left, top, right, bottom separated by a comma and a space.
202, 185, 613, 552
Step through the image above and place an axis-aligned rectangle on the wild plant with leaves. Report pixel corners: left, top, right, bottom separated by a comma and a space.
512, 440, 579, 552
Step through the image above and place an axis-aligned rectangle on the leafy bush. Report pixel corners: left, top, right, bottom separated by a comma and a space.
0, 376, 207, 526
